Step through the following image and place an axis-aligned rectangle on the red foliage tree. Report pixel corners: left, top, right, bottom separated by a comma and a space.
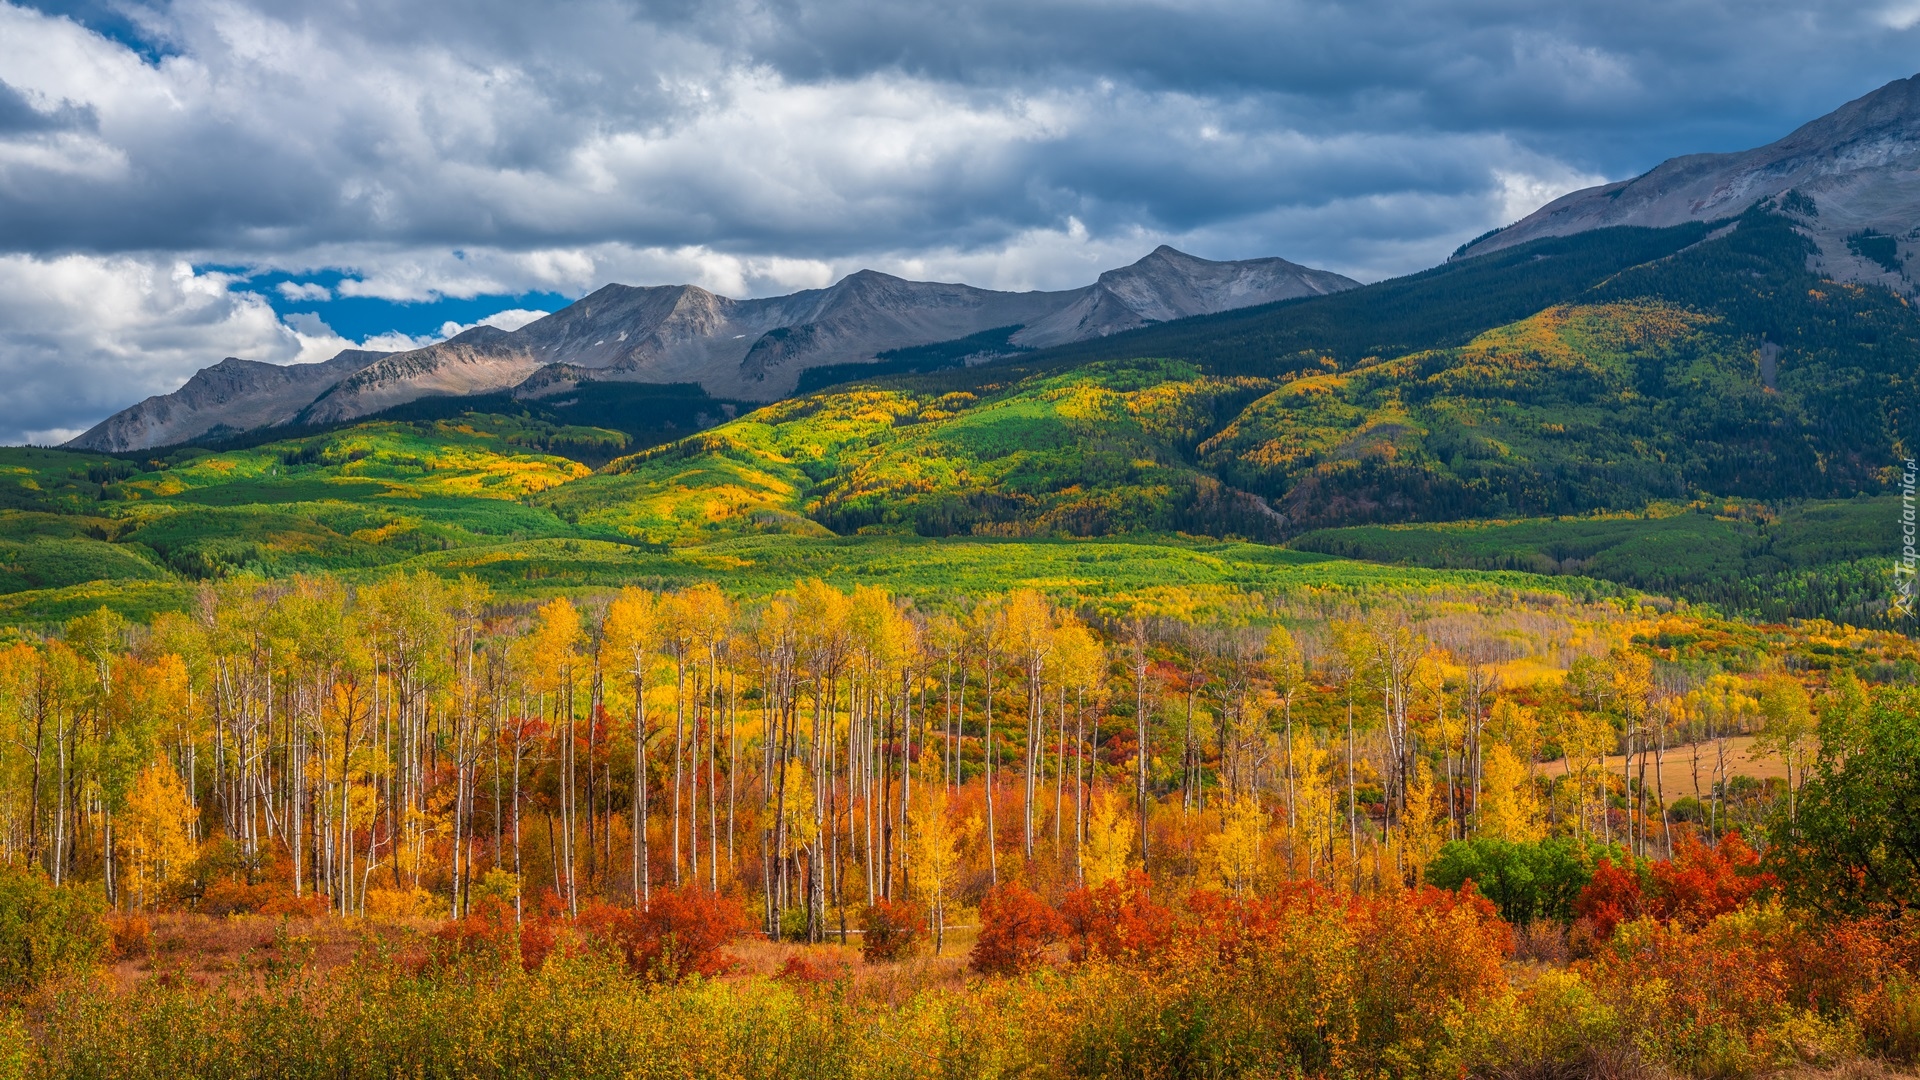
970, 882, 1066, 976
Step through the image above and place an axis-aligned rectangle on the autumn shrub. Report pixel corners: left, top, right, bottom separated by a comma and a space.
1060, 870, 1176, 964
430, 896, 520, 968
1647, 832, 1774, 928
0, 868, 106, 996
366, 886, 437, 920
1575, 832, 1773, 943
517, 911, 559, 972
858, 898, 922, 962
105, 912, 151, 961
971, 882, 1065, 975
1057, 884, 1515, 1079
1578, 903, 1891, 1076
578, 888, 747, 981
196, 876, 278, 917
776, 953, 832, 983
1573, 856, 1645, 941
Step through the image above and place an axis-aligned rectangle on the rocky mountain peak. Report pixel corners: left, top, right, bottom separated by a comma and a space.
67, 246, 1359, 451
1461, 73, 1920, 295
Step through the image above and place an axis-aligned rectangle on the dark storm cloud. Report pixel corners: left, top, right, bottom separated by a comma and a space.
0, 0, 1914, 443
3, 0, 1914, 259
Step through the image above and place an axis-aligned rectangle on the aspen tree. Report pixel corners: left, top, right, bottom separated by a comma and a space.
604, 586, 660, 905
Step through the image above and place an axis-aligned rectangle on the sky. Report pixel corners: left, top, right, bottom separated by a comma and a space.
0, 1, 1917, 445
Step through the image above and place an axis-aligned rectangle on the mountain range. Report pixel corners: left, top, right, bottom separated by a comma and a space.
67, 246, 1356, 453
1461, 73, 1920, 295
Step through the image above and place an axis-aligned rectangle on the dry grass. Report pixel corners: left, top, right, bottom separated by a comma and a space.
105, 911, 988, 998
109, 912, 431, 992
1539, 735, 1790, 795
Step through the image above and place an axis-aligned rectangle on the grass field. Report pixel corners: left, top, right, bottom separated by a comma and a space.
1539, 735, 1788, 794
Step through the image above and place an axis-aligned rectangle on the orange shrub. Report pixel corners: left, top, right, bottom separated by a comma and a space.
858, 898, 923, 963
1648, 832, 1774, 928
1054, 883, 1515, 1078
1061, 871, 1176, 964
1579, 905, 1887, 1075
197, 878, 271, 917
105, 912, 150, 960
430, 897, 520, 968
578, 888, 746, 981
971, 883, 1066, 976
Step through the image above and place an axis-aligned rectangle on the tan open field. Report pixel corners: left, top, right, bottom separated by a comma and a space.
1539, 734, 1789, 799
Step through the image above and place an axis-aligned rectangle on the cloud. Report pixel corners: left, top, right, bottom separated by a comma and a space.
0, 0, 1915, 441
437, 307, 550, 338
275, 280, 331, 301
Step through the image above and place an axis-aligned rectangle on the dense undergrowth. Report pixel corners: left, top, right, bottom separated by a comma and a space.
11, 870, 1919, 1080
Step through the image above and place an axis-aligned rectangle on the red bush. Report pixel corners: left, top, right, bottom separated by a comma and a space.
1061, 871, 1177, 964
1574, 857, 1645, 940
970, 882, 1066, 976
1576, 833, 1776, 943
1579, 909, 1909, 1071
1648, 832, 1775, 928
430, 897, 520, 968
859, 898, 924, 963
578, 888, 746, 981
777, 954, 830, 982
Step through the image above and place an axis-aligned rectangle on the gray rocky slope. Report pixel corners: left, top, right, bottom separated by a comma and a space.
1461, 73, 1920, 293
70, 247, 1355, 452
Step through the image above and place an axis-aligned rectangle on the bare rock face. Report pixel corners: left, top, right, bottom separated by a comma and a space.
67, 248, 1359, 451
1461, 73, 1920, 293
1015, 246, 1357, 347
66, 348, 388, 452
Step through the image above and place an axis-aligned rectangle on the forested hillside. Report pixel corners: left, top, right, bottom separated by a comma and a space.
0, 208, 1911, 631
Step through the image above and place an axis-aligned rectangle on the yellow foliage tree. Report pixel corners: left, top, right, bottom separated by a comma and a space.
1398, 762, 1448, 882
1477, 743, 1544, 842
1206, 797, 1265, 895
906, 778, 964, 953
116, 759, 198, 909
1080, 787, 1136, 887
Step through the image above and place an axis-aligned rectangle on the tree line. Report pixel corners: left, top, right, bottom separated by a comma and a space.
0, 570, 1828, 939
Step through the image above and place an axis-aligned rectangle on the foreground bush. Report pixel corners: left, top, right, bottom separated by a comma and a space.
971, 883, 1065, 975
578, 888, 747, 981
1059, 883, 1514, 1079
0, 869, 105, 997
858, 899, 923, 963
